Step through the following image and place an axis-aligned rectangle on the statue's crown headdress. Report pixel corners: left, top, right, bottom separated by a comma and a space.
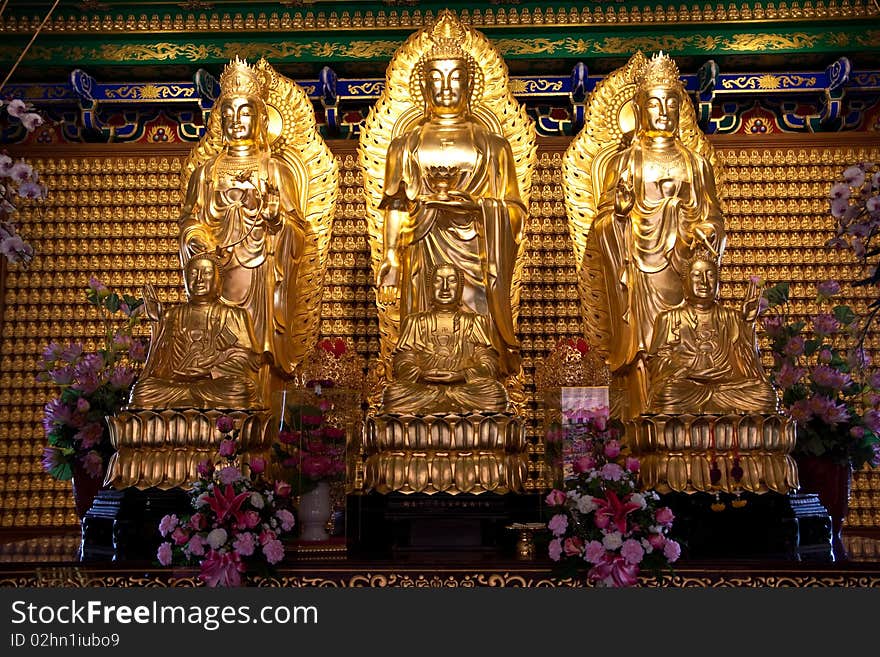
636, 51, 681, 91
426, 10, 468, 61
219, 56, 266, 100
413, 10, 484, 108
682, 247, 721, 277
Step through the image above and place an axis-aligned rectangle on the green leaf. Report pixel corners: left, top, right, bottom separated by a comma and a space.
804, 339, 819, 356
764, 282, 790, 306
833, 304, 857, 326
105, 293, 120, 313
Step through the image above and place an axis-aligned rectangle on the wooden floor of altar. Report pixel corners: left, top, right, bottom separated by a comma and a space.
1, 529, 879, 588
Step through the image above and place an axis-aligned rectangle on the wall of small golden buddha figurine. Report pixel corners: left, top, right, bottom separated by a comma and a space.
2, 136, 879, 529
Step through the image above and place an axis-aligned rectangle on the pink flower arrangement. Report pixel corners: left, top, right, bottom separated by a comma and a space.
544, 407, 680, 587
761, 280, 880, 470
273, 397, 346, 495
156, 416, 296, 587
37, 278, 146, 481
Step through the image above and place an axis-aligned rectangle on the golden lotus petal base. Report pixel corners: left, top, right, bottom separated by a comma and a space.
363, 412, 528, 494
105, 408, 272, 490
627, 413, 799, 494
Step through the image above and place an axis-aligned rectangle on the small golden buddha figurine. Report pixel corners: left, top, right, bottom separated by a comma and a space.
382, 264, 508, 414
371, 19, 529, 378
128, 253, 262, 409
647, 252, 777, 414
565, 51, 726, 418
179, 57, 306, 383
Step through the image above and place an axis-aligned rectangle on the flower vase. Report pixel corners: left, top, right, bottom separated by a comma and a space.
298, 480, 331, 542
71, 460, 103, 520
795, 455, 853, 560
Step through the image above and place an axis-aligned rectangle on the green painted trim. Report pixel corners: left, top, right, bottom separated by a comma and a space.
1, 24, 876, 67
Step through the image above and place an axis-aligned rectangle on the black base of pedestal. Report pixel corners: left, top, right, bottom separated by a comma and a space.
346, 492, 542, 560
661, 491, 834, 562
80, 487, 191, 562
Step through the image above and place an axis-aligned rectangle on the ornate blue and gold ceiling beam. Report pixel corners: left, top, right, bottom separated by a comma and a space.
4, 62, 879, 141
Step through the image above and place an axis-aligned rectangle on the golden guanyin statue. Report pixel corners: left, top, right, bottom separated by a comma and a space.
128, 254, 262, 410
647, 252, 777, 414
383, 264, 508, 414
564, 51, 726, 419
358, 11, 534, 494
360, 10, 536, 405
179, 57, 337, 397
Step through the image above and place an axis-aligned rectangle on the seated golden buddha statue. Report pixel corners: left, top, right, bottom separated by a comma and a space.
647, 252, 777, 414
129, 253, 262, 410
107, 254, 270, 490
564, 51, 725, 419
382, 264, 508, 414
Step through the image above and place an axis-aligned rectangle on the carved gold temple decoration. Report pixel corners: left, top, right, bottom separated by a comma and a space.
628, 413, 798, 494
105, 409, 271, 490
363, 412, 527, 494
4, 137, 880, 525
2, 2, 874, 35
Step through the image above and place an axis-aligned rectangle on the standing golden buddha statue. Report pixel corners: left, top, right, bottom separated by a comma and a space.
564, 52, 726, 419
103, 58, 336, 491
359, 11, 535, 495
179, 57, 337, 398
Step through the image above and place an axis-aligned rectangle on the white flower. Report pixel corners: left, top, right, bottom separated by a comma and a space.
629, 493, 647, 510
5, 99, 26, 118
250, 492, 265, 509
602, 531, 623, 551
576, 495, 598, 514
20, 112, 43, 132
206, 528, 228, 549
641, 538, 654, 554
195, 492, 210, 508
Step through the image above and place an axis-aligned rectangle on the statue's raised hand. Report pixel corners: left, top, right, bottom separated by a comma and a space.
377, 249, 400, 306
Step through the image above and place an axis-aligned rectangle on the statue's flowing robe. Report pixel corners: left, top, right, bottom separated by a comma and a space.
179, 153, 304, 375
593, 138, 726, 374
381, 119, 526, 376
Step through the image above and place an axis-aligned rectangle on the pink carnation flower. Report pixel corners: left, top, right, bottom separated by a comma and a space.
156, 542, 173, 566
548, 538, 563, 562
544, 489, 566, 507
584, 540, 606, 565
663, 539, 682, 562
620, 538, 645, 565
262, 538, 285, 565
548, 513, 568, 537
158, 514, 179, 537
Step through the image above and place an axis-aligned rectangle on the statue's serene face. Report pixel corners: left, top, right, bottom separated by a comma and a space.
685, 259, 719, 303
186, 258, 220, 301
638, 86, 680, 134
432, 265, 460, 307
424, 58, 469, 116
220, 96, 260, 144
